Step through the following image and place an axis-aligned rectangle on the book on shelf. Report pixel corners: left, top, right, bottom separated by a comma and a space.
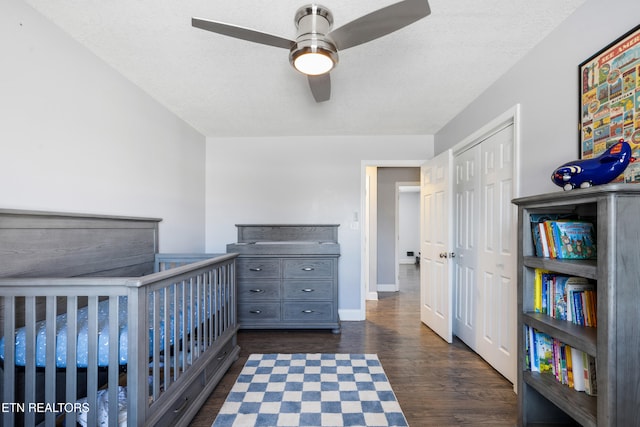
551, 220, 597, 259
527, 325, 539, 372
565, 345, 574, 388
553, 338, 567, 384
529, 216, 596, 259
571, 348, 586, 392
554, 276, 568, 320
566, 280, 594, 324
571, 286, 597, 327
533, 268, 548, 313
525, 326, 596, 394
532, 269, 596, 326
583, 352, 598, 396
529, 213, 577, 257
537, 332, 554, 374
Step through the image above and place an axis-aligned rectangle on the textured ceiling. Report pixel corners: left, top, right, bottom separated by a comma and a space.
25, 0, 585, 137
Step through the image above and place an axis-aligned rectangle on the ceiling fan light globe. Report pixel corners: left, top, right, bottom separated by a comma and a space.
294, 52, 334, 75
289, 39, 338, 76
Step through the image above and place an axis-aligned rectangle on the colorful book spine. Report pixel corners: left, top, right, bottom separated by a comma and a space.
554, 276, 567, 320
533, 269, 548, 313
566, 346, 574, 388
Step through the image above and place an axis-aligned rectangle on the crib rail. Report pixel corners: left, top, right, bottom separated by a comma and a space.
0, 253, 237, 427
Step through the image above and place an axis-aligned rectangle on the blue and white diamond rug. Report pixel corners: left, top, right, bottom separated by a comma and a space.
212, 353, 409, 427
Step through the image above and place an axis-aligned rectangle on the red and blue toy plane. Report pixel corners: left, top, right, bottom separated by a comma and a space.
552, 139, 635, 191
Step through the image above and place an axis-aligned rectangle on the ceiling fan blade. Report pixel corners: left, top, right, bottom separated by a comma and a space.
192, 17, 295, 49
328, 0, 431, 51
308, 74, 331, 103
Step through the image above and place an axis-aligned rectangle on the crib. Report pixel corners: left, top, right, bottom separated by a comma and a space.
0, 209, 240, 427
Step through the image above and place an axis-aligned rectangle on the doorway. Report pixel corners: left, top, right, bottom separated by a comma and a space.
361, 161, 424, 308
397, 183, 420, 269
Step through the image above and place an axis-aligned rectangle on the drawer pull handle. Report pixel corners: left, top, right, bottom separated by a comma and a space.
301, 288, 314, 293
249, 310, 262, 314
173, 397, 189, 414
249, 289, 265, 293
302, 309, 315, 314
302, 267, 315, 271
249, 267, 263, 272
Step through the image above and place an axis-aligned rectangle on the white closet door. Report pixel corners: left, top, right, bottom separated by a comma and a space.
420, 150, 453, 343
476, 125, 517, 383
453, 144, 480, 347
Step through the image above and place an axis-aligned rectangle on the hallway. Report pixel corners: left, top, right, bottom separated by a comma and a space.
192, 264, 517, 426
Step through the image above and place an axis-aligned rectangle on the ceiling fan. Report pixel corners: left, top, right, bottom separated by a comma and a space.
192, 0, 431, 102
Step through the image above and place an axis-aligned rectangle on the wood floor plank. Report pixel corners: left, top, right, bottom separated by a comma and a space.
191, 264, 517, 426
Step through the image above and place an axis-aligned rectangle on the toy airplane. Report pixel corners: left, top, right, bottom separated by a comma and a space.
552, 139, 635, 191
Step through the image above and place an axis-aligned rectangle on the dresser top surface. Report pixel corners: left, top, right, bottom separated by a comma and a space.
233, 224, 339, 244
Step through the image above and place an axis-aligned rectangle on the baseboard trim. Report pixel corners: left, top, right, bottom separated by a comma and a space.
377, 283, 398, 292
338, 308, 365, 321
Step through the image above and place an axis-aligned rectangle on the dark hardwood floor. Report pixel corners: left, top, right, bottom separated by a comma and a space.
191, 264, 517, 426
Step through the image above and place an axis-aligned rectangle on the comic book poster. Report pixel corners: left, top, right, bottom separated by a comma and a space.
579, 24, 640, 183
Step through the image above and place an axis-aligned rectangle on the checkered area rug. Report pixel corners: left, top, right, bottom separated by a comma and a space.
212, 353, 408, 427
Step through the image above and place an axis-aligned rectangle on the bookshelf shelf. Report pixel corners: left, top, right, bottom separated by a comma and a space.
523, 371, 597, 427
523, 313, 597, 356
513, 184, 640, 427
522, 257, 597, 280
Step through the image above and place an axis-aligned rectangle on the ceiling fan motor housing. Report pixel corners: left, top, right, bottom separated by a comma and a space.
289, 4, 339, 74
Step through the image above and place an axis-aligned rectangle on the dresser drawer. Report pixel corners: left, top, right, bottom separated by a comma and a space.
283, 280, 333, 300
154, 370, 205, 427
204, 337, 237, 384
238, 302, 281, 322
237, 258, 280, 279
238, 280, 281, 300
283, 302, 334, 321
283, 258, 334, 278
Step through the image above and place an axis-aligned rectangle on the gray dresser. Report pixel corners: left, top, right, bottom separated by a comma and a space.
227, 224, 341, 333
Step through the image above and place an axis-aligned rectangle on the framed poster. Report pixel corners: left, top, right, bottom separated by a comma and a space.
579, 24, 640, 183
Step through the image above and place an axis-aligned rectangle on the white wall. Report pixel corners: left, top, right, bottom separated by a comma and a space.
205, 136, 432, 318
398, 189, 420, 264
0, 0, 206, 252
435, 0, 640, 197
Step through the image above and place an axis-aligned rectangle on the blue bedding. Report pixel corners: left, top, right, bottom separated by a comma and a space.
0, 298, 128, 368
0, 292, 216, 368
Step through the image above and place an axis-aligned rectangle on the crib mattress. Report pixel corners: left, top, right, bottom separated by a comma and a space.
0, 294, 210, 368
0, 299, 128, 368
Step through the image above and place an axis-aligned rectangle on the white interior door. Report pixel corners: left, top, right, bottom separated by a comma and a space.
420, 150, 453, 343
453, 145, 480, 347
475, 125, 517, 383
